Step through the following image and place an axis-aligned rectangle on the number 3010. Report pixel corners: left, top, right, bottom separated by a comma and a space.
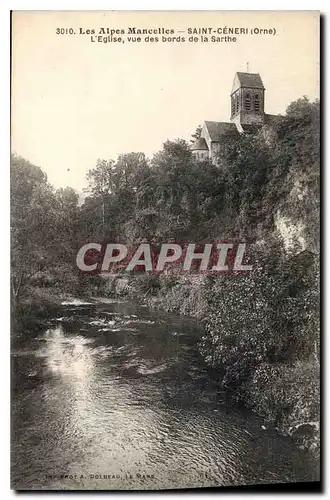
56, 28, 74, 35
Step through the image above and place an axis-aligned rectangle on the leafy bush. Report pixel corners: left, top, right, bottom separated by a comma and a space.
152, 276, 209, 318
239, 360, 320, 438
133, 274, 161, 296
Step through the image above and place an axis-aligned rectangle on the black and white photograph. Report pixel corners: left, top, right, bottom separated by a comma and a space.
10, 10, 320, 491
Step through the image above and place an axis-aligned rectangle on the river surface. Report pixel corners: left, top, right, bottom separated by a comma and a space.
11, 299, 319, 491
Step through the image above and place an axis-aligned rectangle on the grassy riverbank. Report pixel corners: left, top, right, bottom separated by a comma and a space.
11, 287, 67, 339
11, 270, 109, 339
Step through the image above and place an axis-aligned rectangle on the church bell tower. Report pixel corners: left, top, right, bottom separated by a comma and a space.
230, 71, 265, 131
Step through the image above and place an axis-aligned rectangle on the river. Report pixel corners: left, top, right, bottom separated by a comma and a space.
11, 299, 319, 490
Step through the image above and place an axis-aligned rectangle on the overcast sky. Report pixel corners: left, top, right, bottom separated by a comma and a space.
12, 10, 319, 192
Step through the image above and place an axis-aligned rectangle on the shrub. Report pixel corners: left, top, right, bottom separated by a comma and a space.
241, 360, 320, 429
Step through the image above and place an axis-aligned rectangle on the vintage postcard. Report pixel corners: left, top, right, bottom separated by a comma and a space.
11, 10, 320, 491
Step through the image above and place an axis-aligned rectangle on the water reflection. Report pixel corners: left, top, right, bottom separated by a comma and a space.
11, 301, 319, 490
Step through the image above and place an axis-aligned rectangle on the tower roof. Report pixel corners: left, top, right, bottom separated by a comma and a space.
231, 72, 265, 94
237, 72, 264, 88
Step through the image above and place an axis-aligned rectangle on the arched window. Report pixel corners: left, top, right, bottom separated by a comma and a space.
254, 93, 260, 112
245, 93, 251, 111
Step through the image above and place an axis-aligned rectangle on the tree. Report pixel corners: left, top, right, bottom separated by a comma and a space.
11, 155, 59, 306
190, 125, 202, 143
85, 159, 115, 235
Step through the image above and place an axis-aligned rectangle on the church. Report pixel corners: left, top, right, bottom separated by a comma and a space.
190, 71, 276, 163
